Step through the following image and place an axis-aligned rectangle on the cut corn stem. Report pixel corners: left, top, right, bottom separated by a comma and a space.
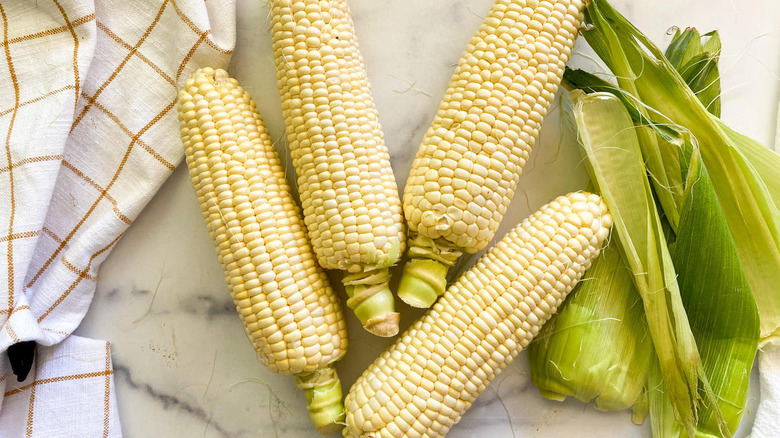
343, 268, 399, 337
397, 258, 448, 308
344, 192, 612, 438
397, 234, 461, 308
295, 365, 345, 435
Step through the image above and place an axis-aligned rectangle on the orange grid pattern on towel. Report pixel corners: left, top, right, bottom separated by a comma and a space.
0, 0, 233, 351
0, 1, 235, 434
0, 337, 120, 437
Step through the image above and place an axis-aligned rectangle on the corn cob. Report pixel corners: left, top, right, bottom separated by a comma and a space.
344, 192, 611, 437
399, 0, 587, 308
178, 68, 347, 435
270, 0, 405, 337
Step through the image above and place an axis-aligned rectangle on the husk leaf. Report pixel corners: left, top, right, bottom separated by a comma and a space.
528, 239, 652, 417
582, 0, 780, 348
569, 90, 701, 436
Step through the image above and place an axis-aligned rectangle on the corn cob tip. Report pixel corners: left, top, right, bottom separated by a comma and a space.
295, 366, 346, 435
183, 67, 228, 91
344, 268, 399, 337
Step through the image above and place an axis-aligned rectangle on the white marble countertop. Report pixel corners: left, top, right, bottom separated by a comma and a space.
75, 0, 780, 436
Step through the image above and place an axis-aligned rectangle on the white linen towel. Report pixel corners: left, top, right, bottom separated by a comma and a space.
750, 346, 780, 437
0, 0, 235, 435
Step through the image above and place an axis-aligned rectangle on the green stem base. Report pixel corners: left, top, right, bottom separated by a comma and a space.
397, 234, 462, 308
295, 365, 345, 435
398, 258, 448, 308
343, 268, 399, 337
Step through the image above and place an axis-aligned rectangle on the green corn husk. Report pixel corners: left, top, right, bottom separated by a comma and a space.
528, 239, 653, 421
640, 135, 759, 438
544, 89, 759, 437
648, 359, 684, 437
533, 2, 762, 435
719, 122, 780, 214
566, 90, 705, 436
560, 69, 686, 217
558, 73, 760, 437
582, 0, 780, 347
665, 28, 722, 118
644, 138, 758, 438
562, 69, 780, 219
669, 144, 758, 437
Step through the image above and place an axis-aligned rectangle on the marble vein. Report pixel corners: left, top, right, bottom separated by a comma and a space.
112, 363, 235, 438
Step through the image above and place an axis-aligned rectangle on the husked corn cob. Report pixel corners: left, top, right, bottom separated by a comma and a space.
179, 68, 347, 435
344, 192, 612, 437
271, 0, 405, 337
399, 0, 587, 308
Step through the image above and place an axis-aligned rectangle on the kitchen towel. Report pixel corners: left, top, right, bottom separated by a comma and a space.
750, 345, 780, 437
0, 336, 120, 437
0, 0, 234, 435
